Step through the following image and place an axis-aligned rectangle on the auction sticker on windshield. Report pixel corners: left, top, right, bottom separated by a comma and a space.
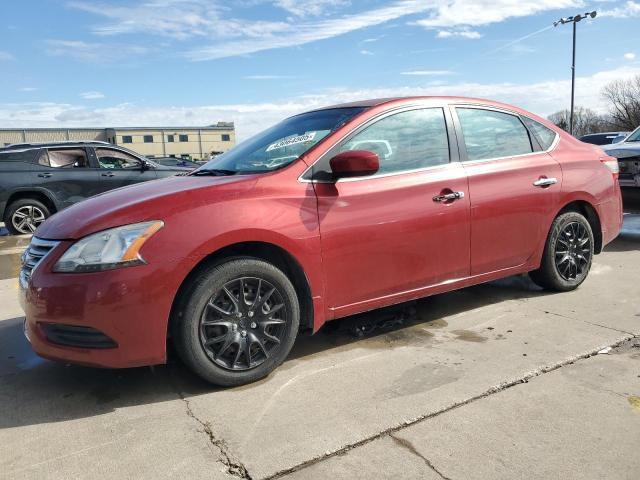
266, 132, 317, 152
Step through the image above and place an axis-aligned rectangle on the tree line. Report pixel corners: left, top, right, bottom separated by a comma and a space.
547, 74, 640, 137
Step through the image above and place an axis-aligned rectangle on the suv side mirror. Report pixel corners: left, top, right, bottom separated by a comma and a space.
140, 160, 150, 171
329, 150, 379, 179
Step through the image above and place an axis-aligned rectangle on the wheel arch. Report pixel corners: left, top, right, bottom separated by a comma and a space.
168, 240, 315, 340
556, 199, 603, 254
4, 189, 59, 217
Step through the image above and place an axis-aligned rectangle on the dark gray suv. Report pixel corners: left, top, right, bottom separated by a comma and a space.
0, 141, 186, 234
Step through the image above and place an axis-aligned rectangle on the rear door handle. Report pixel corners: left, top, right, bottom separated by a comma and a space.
37, 173, 52, 178
433, 191, 465, 202
101, 172, 115, 177
533, 177, 557, 187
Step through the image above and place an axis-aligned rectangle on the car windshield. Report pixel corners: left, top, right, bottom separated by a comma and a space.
194, 107, 366, 174
625, 127, 640, 142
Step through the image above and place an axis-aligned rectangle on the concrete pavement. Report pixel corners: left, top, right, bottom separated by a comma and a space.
0, 192, 638, 480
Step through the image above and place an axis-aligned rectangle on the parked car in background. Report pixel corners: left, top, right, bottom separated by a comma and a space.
154, 157, 200, 169
603, 126, 640, 187
579, 131, 630, 146
19, 97, 622, 386
0, 141, 186, 234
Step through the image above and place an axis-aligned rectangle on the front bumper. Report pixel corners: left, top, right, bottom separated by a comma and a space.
20, 240, 184, 369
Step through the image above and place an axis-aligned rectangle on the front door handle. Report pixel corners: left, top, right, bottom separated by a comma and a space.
37, 173, 52, 178
533, 177, 557, 187
101, 172, 115, 177
433, 191, 465, 202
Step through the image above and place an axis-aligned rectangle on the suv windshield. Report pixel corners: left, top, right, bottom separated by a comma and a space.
195, 107, 366, 174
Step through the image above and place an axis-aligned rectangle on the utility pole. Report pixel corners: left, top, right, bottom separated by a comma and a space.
554, 11, 597, 136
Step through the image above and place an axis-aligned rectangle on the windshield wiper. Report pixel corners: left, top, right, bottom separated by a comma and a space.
191, 168, 238, 176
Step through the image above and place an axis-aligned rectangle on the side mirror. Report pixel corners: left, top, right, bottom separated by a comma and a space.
140, 160, 150, 171
329, 150, 379, 179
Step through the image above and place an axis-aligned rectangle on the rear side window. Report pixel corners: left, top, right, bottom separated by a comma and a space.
48, 149, 88, 168
338, 108, 450, 175
522, 116, 558, 150
456, 108, 533, 161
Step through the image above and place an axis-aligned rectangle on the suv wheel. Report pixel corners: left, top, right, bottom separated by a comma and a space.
529, 211, 594, 291
172, 258, 300, 386
4, 199, 51, 235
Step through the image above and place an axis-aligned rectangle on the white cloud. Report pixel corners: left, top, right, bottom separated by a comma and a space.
436, 28, 482, 39
600, 1, 640, 18
360, 49, 374, 55
188, 1, 431, 60
2, 66, 638, 140
624, 52, 636, 60
45, 40, 148, 62
80, 91, 105, 99
0, 51, 13, 61
401, 70, 454, 76
415, 0, 581, 28
243, 75, 292, 80
274, 0, 350, 17
18, 87, 37, 92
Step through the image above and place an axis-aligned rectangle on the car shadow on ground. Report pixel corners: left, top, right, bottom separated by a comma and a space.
0, 273, 554, 430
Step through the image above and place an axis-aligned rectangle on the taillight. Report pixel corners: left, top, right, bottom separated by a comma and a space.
600, 156, 619, 178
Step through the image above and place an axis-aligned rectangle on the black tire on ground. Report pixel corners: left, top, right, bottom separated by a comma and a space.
3, 198, 51, 235
172, 257, 300, 386
529, 211, 595, 291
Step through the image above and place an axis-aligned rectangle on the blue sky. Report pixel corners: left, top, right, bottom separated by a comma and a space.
1, 0, 639, 138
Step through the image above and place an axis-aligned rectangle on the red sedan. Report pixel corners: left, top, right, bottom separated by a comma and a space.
19, 97, 623, 386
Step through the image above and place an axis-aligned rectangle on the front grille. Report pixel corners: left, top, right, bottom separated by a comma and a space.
20, 237, 59, 284
40, 324, 118, 349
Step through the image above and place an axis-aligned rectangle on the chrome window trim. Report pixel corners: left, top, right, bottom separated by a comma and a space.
298, 103, 454, 184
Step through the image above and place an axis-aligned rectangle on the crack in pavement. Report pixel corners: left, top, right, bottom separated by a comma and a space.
264, 335, 637, 480
537, 308, 636, 336
170, 381, 251, 479
389, 433, 453, 480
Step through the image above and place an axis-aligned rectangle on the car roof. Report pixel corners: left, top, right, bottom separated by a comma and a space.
312, 96, 525, 112
580, 132, 629, 137
1, 140, 111, 150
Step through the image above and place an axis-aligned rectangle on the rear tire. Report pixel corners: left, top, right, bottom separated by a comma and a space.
3, 199, 51, 235
172, 257, 300, 387
529, 211, 594, 291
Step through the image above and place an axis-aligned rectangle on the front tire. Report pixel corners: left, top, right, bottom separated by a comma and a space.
4, 199, 50, 235
529, 211, 594, 291
172, 258, 300, 386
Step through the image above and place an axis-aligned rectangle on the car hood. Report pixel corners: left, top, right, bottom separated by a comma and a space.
602, 142, 640, 158
35, 174, 258, 240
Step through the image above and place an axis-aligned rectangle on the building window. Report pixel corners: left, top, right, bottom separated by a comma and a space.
167, 135, 175, 143
181, 154, 189, 159
179, 134, 188, 142
143, 135, 154, 143
222, 134, 231, 142
122, 135, 133, 144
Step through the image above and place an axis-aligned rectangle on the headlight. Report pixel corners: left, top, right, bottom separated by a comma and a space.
53, 221, 164, 273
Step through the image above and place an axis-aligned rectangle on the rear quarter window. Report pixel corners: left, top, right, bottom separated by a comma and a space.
521, 117, 558, 150
0, 150, 37, 163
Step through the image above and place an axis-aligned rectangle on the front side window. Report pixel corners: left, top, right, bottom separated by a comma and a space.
96, 148, 141, 169
457, 108, 533, 161
337, 108, 450, 175
521, 116, 557, 150
198, 107, 365, 174
122, 135, 133, 144
625, 127, 640, 142
47, 149, 88, 168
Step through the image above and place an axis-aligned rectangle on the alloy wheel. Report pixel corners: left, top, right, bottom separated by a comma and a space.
199, 276, 287, 371
554, 221, 591, 281
12, 206, 46, 234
